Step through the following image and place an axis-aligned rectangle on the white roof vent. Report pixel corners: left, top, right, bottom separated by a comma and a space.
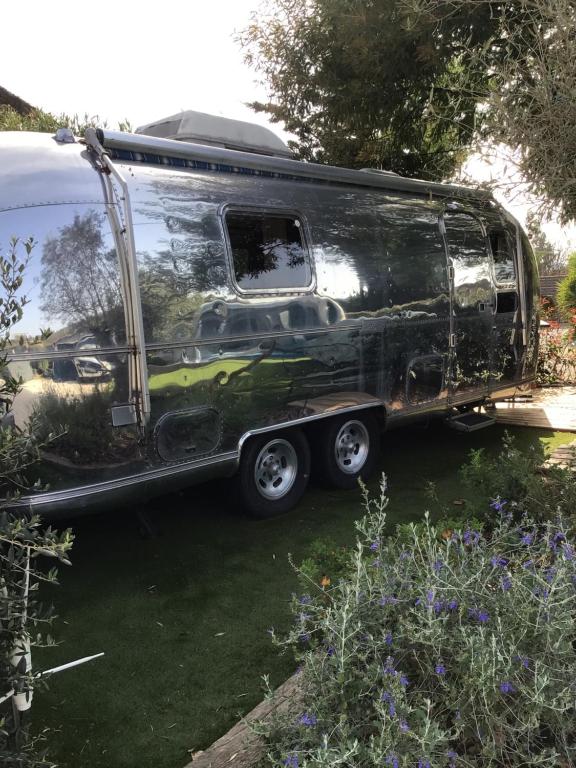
136, 110, 293, 159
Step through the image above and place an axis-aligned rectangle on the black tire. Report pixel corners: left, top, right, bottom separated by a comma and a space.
314, 412, 380, 490
238, 429, 311, 518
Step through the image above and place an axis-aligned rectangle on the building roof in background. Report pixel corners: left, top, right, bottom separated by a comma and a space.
0, 85, 34, 115
540, 273, 567, 298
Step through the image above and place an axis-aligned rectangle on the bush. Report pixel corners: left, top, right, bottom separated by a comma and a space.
537, 324, 576, 386
31, 389, 118, 465
557, 252, 576, 321
460, 433, 576, 525
298, 539, 354, 590
261, 478, 576, 768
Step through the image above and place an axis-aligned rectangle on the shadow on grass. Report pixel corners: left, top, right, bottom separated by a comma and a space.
32, 424, 573, 768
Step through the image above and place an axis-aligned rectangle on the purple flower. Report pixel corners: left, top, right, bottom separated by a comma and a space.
385, 632, 393, 646
399, 674, 409, 688
435, 663, 446, 675
463, 529, 481, 546
383, 657, 397, 676
520, 532, 534, 546
433, 559, 444, 573
550, 531, 565, 551
447, 750, 457, 768
326, 645, 335, 657
491, 498, 507, 512
298, 595, 312, 605
417, 760, 431, 768
283, 754, 299, 768
298, 712, 317, 727
299, 633, 310, 644
491, 556, 508, 568
400, 550, 411, 561
501, 575, 512, 592
563, 543, 575, 561
299, 612, 311, 623
399, 719, 410, 732
499, 681, 516, 694
426, 590, 434, 605
389, 701, 396, 717
433, 600, 443, 614
379, 595, 398, 606
385, 754, 399, 768
469, 607, 490, 623
544, 567, 556, 584
370, 541, 380, 551
372, 558, 381, 568
522, 559, 535, 571
447, 598, 458, 611
515, 655, 529, 669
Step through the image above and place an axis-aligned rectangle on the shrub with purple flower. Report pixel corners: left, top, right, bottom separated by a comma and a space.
261, 475, 576, 768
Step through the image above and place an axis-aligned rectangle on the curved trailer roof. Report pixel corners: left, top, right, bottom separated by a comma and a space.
97, 128, 496, 206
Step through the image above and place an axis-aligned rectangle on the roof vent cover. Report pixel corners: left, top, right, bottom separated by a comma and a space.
136, 110, 293, 159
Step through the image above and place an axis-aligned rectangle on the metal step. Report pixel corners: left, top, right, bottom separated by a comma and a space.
447, 411, 496, 432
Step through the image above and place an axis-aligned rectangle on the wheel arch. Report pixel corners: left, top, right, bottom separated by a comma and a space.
236, 400, 387, 462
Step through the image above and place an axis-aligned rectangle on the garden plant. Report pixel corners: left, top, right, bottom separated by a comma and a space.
0, 237, 73, 767
260, 476, 576, 768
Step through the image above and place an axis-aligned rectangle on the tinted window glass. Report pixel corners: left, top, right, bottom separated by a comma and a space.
489, 230, 516, 283
226, 212, 311, 291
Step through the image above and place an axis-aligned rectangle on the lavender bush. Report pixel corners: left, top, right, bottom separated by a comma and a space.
261, 478, 576, 768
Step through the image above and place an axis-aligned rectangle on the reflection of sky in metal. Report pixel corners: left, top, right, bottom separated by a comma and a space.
0, 204, 114, 335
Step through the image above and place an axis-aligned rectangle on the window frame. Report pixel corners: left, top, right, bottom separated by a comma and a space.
487, 226, 517, 288
220, 204, 316, 296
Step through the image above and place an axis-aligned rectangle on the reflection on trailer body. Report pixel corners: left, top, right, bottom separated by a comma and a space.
0, 120, 539, 517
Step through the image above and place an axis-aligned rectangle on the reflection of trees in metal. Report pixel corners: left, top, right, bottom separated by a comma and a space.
313, 196, 449, 315
39, 210, 124, 345
134, 177, 230, 344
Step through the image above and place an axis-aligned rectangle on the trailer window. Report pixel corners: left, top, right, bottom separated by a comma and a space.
489, 230, 516, 284
225, 211, 312, 292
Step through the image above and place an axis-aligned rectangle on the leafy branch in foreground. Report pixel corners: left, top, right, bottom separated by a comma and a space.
0, 237, 73, 767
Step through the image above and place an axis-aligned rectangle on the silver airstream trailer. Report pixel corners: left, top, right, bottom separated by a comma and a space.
0, 112, 539, 517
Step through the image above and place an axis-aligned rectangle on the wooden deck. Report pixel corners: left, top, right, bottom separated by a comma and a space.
489, 386, 576, 432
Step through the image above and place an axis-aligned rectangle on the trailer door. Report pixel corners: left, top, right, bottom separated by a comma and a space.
443, 210, 496, 401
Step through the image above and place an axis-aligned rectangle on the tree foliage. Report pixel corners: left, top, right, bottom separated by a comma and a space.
407, 0, 576, 222
0, 104, 131, 135
240, 0, 537, 179
525, 213, 567, 276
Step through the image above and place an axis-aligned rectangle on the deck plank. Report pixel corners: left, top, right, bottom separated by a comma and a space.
490, 387, 576, 432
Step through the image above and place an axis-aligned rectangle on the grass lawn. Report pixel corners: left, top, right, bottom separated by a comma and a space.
32, 423, 574, 768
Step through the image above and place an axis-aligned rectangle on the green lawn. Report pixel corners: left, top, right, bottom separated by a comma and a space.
32, 424, 574, 768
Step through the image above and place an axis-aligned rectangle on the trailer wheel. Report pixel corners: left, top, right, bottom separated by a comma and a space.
238, 430, 311, 518
315, 412, 380, 490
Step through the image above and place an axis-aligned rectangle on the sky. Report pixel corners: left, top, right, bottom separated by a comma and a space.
2, 0, 574, 251
2, 0, 271, 132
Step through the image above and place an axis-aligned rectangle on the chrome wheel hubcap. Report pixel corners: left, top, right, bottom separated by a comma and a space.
254, 439, 298, 499
334, 420, 369, 474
